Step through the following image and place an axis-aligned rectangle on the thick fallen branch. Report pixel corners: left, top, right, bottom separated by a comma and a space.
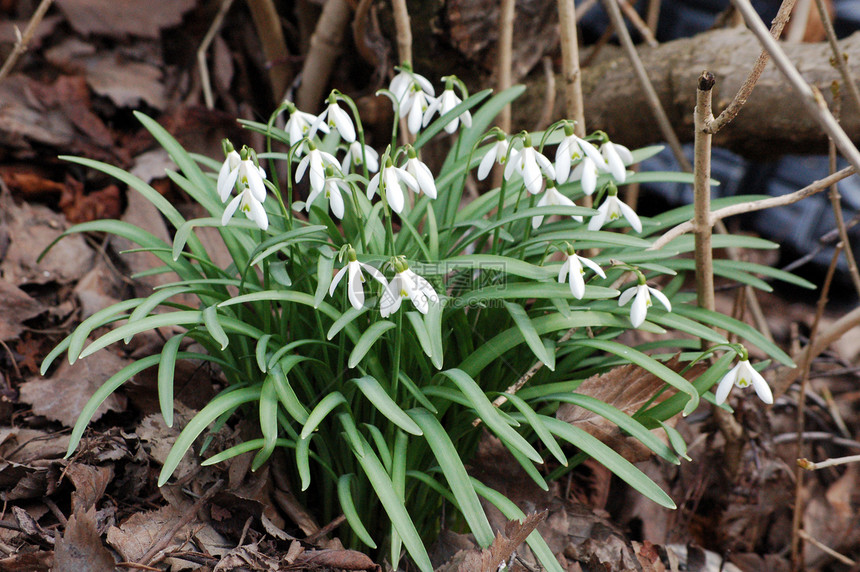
517, 27, 860, 158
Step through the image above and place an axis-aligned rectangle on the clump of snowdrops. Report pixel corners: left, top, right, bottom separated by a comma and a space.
42, 65, 802, 571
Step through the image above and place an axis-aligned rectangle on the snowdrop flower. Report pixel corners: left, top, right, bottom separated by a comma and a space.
306, 165, 350, 219
329, 246, 388, 310
380, 258, 439, 317
367, 158, 419, 214
217, 143, 267, 204
403, 147, 437, 199
555, 123, 603, 183
341, 141, 379, 174
217, 143, 241, 202
424, 77, 471, 133
557, 244, 605, 299
283, 101, 328, 152
597, 136, 633, 183
618, 277, 671, 328
477, 131, 509, 181
296, 142, 339, 199
714, 351, 774, 405
222, 186, 268, 230
389, 64, 435, 109
532, 179, 582, 229
313, 93, 356, 143
504, 134, 555, 194
570, 156, 600, 196
587, 185, 642, 232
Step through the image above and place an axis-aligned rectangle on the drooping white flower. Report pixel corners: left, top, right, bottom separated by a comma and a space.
570, 156, 600, 196
217, 148, 241, 202
389, 65, 435, 110
714, 357, 774, 405
599, 141, 633, 183
329, 248, 389, 310
313, 96, 356, 143
404, 86, 433, 134
587, 186, 642, 232
504, 136, 555, 194
222, 186, 268, 230
618, 282, 671, 328
404, 150, 437, 199
477, 135, 509, 181
284, 101, 329, 152
424, 83, 471, 133
532, 182, 582, 229
555, 125, 603, 183
296, 144, 339, 199
306, 166, 351, 219
341, 141, 379, 174
366, 160, 419, 214
557, 247, 605, 299
380, 262, 439, 317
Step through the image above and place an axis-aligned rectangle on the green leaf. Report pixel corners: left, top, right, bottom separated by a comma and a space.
158, 333, 186, 427
570, 339, 700, 416
202, 305, 229, 350
338, 474, 378, 548
503, 393, 567, 466
353, 376, 422, 436
301, 392, 347, 439
439, 369, 543, 464
540, 416, 675, 508
425, 301, 444, 370
314, 249, 335, 308
270, 357, 311, 423
503, 302, 555, 370
255, 334, 273, 372
66, 298, 144, 365
349, 321, 396, 368
79, 311, 204, 359
297, 434, 313, 491
408, 408, 494, 547
252, 377, 279, 470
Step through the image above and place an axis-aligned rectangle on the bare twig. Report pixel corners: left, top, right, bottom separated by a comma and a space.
732, 0, 860, 174
0, 0, 53, 83
390, 0, 412, 66
535, 57, 557, 131
645, 0, 661, 32
247, 0, 292, 102
296, 0, 352, 111
599, 0, 692, 172
790, 243, 841, 571
705, 0, 796, 134
814, 0, 860, 113
694, 72, 716, 315
799, 454, 860, 471
197, 0, 236, 110
497, 0, 516, 133
786, 0, 812, 43
797, 529, 857, 566
617, 0, 658, 47
651, 166, 856, 250
558, 0, 586, 135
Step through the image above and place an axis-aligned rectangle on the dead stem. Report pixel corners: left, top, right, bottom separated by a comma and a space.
599, 0, 691, 172
390, 0, 412, 66
814, 0, 860, 113
799, 453, 860, 471
0, 0, 53, 83
497, 0, 516, 133
247, 0, 292, 102
705, 0, 796, 134
693, 72, 716, 316
197, 0, 236, 110
296, 0, 352, 111
731, 0, 860, 174
558, 0, 586, 135
617, 0, 658, 47
790, 243, 841, 571
535, 56, 557, 131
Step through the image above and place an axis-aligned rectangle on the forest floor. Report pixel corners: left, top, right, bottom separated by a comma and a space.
1, 1, 860, 571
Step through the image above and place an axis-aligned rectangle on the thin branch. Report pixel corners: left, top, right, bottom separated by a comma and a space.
796, 530, 857, 566
390, 0, 412, 66
197, 0, 236, 110
617, 0, 658, 47
558, 0, 586, 135
826, 96, 860, 296
799, 454, 860, 471
247, 0, 292, 102
786, 0, 812, 43
599, 0, 692, 171
705, 0, 796, 134
813, 0, 860, 114
731, 0, 860, 174
791, 243, 841, 571
498, 0, 516, 133
295, 0, 352, 111
535, 56, 557, 131
0, 0, 53, 83
651, 166, 856, 250
694, 72, 716, 315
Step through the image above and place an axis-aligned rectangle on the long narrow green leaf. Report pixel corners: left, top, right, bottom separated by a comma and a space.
158, 386, 262, 486
158, 333, 186, 427
78, 311, 204, 359
270, 362, 309, 423
349, 321, 396, 368
301, 392, 347, 439
252, 377, 279, 470
504, 302, 555, 370
255, 334, 273, 372
571, 339, 700, 416
503, 393, 567, 466
338, 474, 377, 548
425, 301, 444, 370
202, 305, 229, 350
540, 416, 675, 508
340, 415, 432, 572
353, 376, 422, 435
297, 434, 312, 491
407, 408, 494, 547
66, 298, 144, 364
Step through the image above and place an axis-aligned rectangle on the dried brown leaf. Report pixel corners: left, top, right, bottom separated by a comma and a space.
557, 356, 705, 463
53, 506, 115, 572
64, 463, 114, 512
18, 348, 129, 427
0, 550, 54, 571
55, 0, 196, 39
296, 548, 381, 571
0, 282, 43, 341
